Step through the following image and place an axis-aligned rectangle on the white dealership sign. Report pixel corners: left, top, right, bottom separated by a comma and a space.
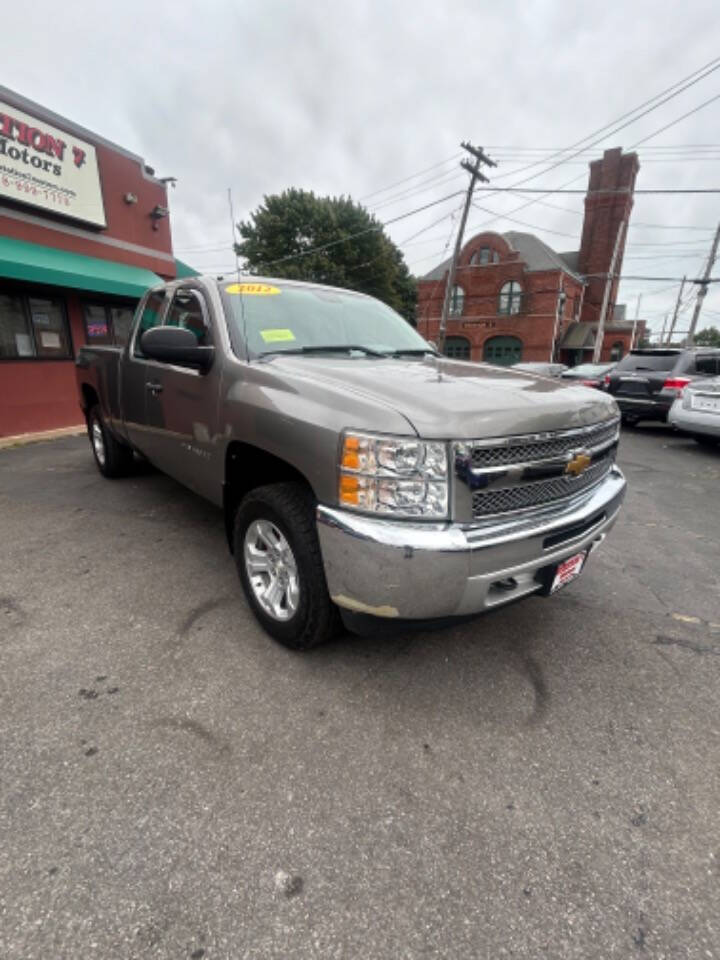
0, 100, 106, 228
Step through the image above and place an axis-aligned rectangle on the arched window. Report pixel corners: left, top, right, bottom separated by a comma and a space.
470, 247, 499, 266
610, 341, 624, 362
483, 336, 523, 366
449, 285, 465, 316
498, 281, 523, 315
444, 336, 471, 360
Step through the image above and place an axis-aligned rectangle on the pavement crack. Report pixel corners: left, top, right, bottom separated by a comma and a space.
653, 634, 720, 657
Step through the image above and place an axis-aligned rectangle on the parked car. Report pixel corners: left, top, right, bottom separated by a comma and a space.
604, 347, 720, 425
512, 362, 568, 378
669, 376, 720, 446
76, 276, 625, 650
561, 362, 616, 389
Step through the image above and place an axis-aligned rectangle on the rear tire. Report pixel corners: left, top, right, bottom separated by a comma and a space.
233, 482, 341, 650
87, 405, 134, 478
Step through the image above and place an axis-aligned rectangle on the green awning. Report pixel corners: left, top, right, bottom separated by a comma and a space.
174, 257, 199, 278
0, 235, 163, 298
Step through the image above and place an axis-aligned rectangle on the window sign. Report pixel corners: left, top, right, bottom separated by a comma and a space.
0, 100, 106, 227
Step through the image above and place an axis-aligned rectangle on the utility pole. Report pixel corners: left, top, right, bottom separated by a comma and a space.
630, 294, 642, 349
437, 142, 496, 354
667, 276, 686, 344
686, 220, 720, 346
592, 219, 626, 363
549, 273, 567, 362
659, 314, 668, 346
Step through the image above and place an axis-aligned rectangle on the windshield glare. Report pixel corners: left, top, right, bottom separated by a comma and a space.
221, 282, 432, 357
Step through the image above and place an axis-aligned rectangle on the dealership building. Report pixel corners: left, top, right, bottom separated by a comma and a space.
0, 86, 191, 439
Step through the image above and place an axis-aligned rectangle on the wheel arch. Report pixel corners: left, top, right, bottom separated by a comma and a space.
80, 383, 100, 421
223, 441, 316, 552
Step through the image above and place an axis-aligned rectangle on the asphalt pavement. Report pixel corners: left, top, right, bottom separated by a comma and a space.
1, 425, 719, 960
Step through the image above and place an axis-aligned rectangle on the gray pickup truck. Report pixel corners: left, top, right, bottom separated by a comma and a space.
76, 275, 626, 649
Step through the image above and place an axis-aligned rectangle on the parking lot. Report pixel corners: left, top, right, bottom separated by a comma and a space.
1, 426, 719, 960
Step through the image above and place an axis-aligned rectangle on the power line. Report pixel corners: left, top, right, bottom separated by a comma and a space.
486, 56, 720, 188
253, 189, 466, 271
470, 70, 720, 238
369, 168, 466, 212
468, 187, 720, 195
358, 153, 461, 202
632, 222, 717, 231
630, 92, 720, 148
470, 203, 578, 238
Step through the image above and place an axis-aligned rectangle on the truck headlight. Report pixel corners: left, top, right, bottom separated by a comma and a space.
338, 431, 449, 518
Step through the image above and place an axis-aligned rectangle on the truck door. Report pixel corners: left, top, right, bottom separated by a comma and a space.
143, 285, 223, 504
120, 288, 169, 455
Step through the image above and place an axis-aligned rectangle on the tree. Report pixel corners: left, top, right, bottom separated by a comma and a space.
694, 326, 720, 347
236, 189, 416, 321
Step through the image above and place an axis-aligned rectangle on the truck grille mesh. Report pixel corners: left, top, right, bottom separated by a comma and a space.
471, 452, 615, 518
470, 418, 619, 469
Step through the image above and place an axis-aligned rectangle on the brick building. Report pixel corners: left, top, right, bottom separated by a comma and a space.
0, 86, 187, 438
417, 148, 646, 366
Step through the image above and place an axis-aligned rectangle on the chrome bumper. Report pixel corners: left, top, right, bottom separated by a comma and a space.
316, 466, 626, 620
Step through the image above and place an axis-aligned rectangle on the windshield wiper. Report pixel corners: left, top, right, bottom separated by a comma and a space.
259, 344, 386, 358
383, 348, 440, 358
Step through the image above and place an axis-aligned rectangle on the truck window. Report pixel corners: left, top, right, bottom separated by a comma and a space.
133, 291, 167, 358
165, 289, 211, 346
111, 306, 135, 347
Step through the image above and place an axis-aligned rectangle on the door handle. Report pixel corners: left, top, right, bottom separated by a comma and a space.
146, 381, 163, 395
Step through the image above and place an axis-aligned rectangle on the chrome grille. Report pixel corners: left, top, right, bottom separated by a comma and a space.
471, 452, 615, 518
470, 418, 619, 469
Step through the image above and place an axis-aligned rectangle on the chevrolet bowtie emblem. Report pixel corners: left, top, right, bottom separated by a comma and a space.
566, 452, 591, 477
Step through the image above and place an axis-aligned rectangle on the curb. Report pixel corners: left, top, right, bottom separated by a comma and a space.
0, 425, 86, 450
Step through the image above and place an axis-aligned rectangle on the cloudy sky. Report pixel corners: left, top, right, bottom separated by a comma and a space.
4, 0, 720, 336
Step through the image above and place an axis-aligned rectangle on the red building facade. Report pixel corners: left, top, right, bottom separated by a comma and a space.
0, 85, 178, 438
417, 148, 644, 367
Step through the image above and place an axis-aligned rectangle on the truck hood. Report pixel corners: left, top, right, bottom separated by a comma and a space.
261, 355, 619, 438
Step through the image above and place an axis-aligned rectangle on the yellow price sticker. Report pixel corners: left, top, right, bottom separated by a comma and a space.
225, 282, 281, 296
260, 328, 296, 343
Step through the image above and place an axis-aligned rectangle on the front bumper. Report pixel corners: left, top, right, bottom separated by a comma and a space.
316, 466, 626, 620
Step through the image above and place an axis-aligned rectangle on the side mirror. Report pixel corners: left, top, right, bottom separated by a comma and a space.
140, 326, 214, 372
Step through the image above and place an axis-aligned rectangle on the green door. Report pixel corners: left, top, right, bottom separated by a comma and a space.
483, 336, 522, 366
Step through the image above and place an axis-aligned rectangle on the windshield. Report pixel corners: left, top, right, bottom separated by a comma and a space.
615, 352, 680, 372
220, 281, 433, 358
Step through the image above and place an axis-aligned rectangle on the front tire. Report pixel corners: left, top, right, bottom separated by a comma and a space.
87, 405, 134, 478
233, 482, 341, 650
693, 434, 718, 448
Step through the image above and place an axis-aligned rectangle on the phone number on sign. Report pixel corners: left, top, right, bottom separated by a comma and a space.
1, 175, 71, 207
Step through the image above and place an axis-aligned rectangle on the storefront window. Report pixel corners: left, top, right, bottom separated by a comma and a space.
83, 302, 136, 347
0, 294, 34, 358
84, 304, 112, 345
0, 293, 71, 360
